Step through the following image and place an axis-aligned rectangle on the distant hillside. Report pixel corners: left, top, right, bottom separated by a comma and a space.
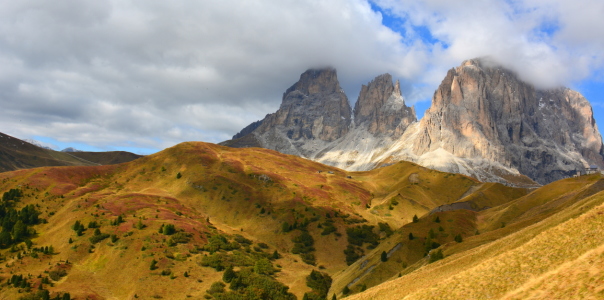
0, 131, 142, 172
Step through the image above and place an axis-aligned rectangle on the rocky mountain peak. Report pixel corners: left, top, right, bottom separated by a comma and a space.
222, 68, 352, 157
413, 58, 604, 183
284, 67, 340, 97
224, 59, 603, 185
353, 73, 416, 136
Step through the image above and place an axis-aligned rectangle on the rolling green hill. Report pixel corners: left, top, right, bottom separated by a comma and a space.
0, 141, 598, 299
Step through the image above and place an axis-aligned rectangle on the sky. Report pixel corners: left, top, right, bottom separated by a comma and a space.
1, 0, 604, 155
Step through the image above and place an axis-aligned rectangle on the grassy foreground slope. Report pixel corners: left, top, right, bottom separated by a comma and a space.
347, 174, 604, 300
0, 142, 526, 299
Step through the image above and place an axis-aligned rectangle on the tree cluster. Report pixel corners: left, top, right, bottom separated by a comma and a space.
0, 189, 41, 248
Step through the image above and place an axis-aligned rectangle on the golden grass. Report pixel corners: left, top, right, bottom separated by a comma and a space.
0, 141, 595, 299
348, 176, 604, 300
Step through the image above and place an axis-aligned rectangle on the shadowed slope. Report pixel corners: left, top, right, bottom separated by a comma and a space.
0, 131, 141, 172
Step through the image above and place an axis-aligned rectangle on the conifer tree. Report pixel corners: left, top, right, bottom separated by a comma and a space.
223, 265, 235, 283
412, 215, 419, 223
342, 286, 350, 295
381, 251, 388, 262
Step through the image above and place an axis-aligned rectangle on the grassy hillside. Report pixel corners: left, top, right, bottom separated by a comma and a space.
1, 141, 594, 300
0, 132, 141, 172
346, 174, 604, 300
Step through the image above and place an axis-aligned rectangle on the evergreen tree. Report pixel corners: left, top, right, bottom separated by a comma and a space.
282, 221, 291, 233
12, 220, 27, 241
454, 234, 463, 243
342, 286, 350, 295
176, 172, 182, 179
150, 259, 158, 270
163, 224, 176, 235
306, 270, 332, 299
408, 232, 414, 240
434, 216, 440, 223
223, 265, 235, 283
253, 258, 274, 275
135, 219, 145, 230
0, 231, 12, 248
429, 249, 444, 263
380, 251, 388, 262
412, 214, 419, 223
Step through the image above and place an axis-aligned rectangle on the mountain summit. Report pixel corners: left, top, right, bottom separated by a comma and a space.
224, 68, 352, 157
224, 59, 604, 185
412, 58, 604, 183
353, 73, 416, 137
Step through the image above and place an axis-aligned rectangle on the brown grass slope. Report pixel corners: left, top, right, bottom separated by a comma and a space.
347, 174, 604, 300
66, 151, 142, 166
0, 132, 141, 172
0, 141, 530, 299
329, 182, 527, 298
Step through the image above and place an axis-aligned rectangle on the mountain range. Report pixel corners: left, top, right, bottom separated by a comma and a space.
0, 141, 603, 299
1, 58, 603, 299
223, 58, 604, 185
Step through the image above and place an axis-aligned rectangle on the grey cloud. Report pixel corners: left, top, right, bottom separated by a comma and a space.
1, 0, 602, 154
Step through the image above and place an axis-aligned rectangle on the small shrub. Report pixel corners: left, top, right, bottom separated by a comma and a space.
89, 233, 110, 244
150, 259, 158, 270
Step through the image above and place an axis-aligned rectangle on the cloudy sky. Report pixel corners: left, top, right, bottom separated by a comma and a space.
2, 0, 604, 154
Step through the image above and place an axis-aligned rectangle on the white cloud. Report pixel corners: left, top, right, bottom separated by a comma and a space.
0, 0, 603, 153
0, 0, 424, 152
375, 0, 604, 89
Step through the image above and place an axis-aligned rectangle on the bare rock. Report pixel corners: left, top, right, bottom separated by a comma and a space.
353, 74, 416, 137
413, 58, 604, 184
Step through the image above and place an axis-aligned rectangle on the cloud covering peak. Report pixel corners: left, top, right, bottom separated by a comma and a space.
1, 0, 603, 153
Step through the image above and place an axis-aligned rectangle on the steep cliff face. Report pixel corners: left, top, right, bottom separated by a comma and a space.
255, 68, 352, 142
413, 58, 604, 184
222, 68, 352, 157
353, 74, 416, 137
223, 59, 604, 185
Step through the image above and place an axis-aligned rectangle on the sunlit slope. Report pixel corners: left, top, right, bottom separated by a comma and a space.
347, 174, 604, 300
0, 141, 533, 299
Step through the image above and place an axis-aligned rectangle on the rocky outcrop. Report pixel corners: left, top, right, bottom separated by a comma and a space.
255, 68, 351, 142
353, 74, 416, 137
232, 120, 263, 140
223, 59, 604, 185
222, 68, 352, 157
412, 58, 604, 184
